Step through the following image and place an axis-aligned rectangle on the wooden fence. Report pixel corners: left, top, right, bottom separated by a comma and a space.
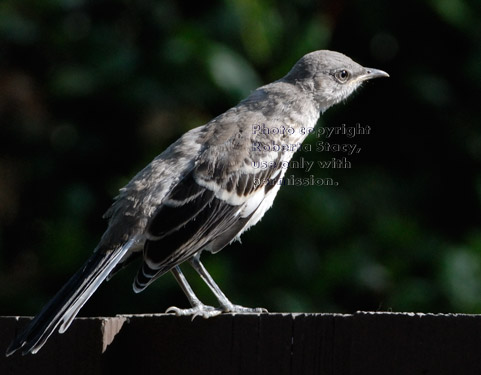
2, 312, 481, 374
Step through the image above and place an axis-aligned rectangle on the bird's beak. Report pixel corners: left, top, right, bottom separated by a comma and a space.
358, 68, 390, 82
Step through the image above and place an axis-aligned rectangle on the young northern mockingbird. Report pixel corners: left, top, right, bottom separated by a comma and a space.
6, 50, 388, 355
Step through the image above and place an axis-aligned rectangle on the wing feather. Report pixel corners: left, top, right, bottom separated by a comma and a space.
133, 135, 284, 292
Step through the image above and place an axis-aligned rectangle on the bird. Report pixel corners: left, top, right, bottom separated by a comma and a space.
6, 50, 388, 356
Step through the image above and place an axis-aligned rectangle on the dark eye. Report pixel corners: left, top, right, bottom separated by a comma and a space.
335, 70, 351, 83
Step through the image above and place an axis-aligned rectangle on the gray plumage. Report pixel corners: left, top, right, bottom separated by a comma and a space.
6, 50, 388, 356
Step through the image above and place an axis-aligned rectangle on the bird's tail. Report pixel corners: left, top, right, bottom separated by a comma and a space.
6, 238, 135, 356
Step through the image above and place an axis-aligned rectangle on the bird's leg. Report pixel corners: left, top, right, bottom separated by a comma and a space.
166, 266, 220, 318
189, 255, 267, 314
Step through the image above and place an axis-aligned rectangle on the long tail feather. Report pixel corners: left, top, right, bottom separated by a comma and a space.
6, 238, 134, 356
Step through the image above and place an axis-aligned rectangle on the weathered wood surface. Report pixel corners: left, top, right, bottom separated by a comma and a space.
2, 312, 481, 374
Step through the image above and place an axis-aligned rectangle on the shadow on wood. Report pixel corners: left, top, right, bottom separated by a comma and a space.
2, 312, 481, 374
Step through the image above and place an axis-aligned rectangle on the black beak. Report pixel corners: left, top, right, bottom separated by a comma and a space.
359, 68, 390, 81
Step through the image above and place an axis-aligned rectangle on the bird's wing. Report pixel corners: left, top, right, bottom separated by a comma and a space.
133, 133, 283, 292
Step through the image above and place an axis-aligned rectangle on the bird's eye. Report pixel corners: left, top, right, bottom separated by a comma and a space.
334, 70, 351, 83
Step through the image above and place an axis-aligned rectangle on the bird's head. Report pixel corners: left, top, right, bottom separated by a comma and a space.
284, 50, 389, 112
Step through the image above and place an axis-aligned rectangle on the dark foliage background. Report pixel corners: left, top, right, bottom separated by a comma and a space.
1, 0, 481, 317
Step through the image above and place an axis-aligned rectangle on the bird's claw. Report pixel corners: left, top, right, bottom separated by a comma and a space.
222, 304, 268, 314
165, 304, 222, 319
165, 303, 267, 319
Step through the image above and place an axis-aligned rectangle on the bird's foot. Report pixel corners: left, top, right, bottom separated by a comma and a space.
166, 303, 223, 319
220, 303, 268, 314
165, 303, 267, 319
